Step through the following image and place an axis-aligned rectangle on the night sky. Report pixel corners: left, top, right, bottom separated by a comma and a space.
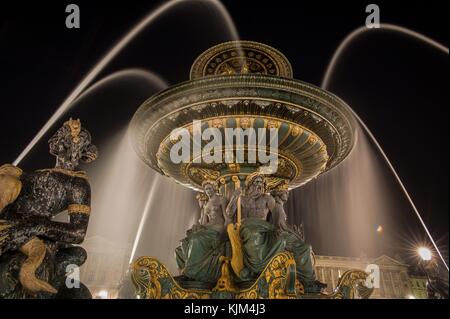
0, 1, 448, 265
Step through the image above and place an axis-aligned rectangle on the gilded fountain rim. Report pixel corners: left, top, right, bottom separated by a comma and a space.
130, 74, 356, 180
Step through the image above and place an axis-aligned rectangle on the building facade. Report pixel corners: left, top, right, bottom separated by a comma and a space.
314, 253, 418, 299
409, 276, 428, 299
80, 236, 132, 299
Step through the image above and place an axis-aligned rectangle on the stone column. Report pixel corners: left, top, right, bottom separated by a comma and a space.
389, 271, 396, 297
330, 268, 335, 289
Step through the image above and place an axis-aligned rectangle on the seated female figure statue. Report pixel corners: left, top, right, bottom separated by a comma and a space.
0, 119, 97, 298
226, 173, 325, 293
175, 180, 229, 284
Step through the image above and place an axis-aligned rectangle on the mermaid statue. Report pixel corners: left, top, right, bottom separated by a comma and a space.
0, 119, 97, 298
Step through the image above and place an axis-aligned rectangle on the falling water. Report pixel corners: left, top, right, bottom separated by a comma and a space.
320, 23, 449, 270
17, 69, 169, 297
13, 0, 239, 166
83, 129, 198, 269
81, 128, 200, 298
30, 2, 239, 297
33, 68, 200, 297
288, 126, 401, 258
322, 23, 449, 89
5, 0, 242, 298
7, 2, 447, 299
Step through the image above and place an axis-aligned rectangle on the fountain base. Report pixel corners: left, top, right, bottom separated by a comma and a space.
131, 252, 373, 299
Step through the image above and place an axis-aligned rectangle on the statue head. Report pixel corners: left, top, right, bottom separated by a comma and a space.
271, 189, 289, 204
48, 119, 98, 171
201, 179, 218, 198
270, 180, 289, 203
245, 173, 266, 197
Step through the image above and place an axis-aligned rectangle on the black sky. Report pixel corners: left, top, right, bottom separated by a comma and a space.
0, 0, 448, 263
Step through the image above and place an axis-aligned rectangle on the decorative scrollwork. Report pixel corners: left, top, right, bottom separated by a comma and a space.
328, 270, 374, 299
131, 256, 373, 299
131, 256, 211, 299
236, 252, 298, 299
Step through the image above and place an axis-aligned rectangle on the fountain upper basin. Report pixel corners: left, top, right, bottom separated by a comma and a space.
129, 41, 357, 191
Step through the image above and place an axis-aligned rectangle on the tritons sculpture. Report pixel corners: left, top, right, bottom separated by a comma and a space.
129, 41, 374, 299
0, 119, 97, 298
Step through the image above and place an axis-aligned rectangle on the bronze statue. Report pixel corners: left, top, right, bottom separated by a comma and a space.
175, 180, 228, 285
227, 174, 277, 220
226, 173, 325, 293
198, 180, 229, 227
0, 119, 97, 298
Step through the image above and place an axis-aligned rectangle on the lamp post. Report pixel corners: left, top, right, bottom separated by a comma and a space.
417, 247, 449, 299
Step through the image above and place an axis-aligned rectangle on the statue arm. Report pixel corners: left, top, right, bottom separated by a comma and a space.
196, 193, 208, 225
16, 214, 89, 246
225, 190, 240, 222
267, 196, 288, 230
43, 177, 91, 244
221, 197, 231, 226
198, 207, 208, 225
196, 193, 207, 210
4, 177, 91, 251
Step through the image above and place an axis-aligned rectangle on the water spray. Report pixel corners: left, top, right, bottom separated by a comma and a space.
13, 0, 239, 166
321, 23, 449, 271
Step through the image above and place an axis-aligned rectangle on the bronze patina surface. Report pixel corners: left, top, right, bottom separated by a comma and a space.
130, 41, 356, 191
130, 41, 370, 299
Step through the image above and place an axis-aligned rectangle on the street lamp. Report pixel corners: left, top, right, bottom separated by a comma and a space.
96, 290, 108, 299
418, 247, 432, 261
416, 246, 449, 299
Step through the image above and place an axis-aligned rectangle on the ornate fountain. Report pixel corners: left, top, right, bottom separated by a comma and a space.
129, 41, 373, 299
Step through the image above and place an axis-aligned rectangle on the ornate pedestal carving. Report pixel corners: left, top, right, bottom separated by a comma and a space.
132, 252, 373, 299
